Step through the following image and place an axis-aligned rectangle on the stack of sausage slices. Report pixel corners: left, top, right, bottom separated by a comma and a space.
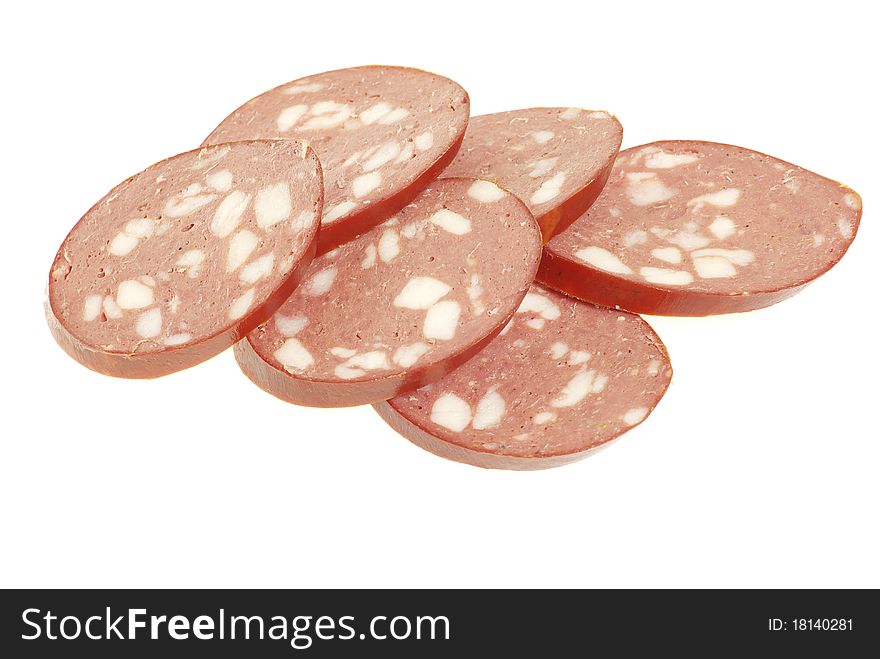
47, 66, 862, 470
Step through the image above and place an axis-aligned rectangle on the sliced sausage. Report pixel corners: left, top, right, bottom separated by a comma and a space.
374, 284, 672, 470
540, 141, 862, 315
442, 108, 622, 241
203, 66, 469, 253
234, 177, 542, 407
47, 140, 322, 378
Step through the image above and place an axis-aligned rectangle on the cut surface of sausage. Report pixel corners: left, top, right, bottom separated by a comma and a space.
235, 177, 542, 407
540, 141, 862, 315
203, 65, 469, 253
374, 284, 671, 470
47, 141, 323, 378
442, 108, 622, 241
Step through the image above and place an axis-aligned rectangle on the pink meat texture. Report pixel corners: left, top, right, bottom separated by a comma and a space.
235, 177, 542, 407
443, 107, 622, 240
48, 141, 323, 378
375, 284, 672, 470
203, 66, 470, 253
539, 141, 862, 315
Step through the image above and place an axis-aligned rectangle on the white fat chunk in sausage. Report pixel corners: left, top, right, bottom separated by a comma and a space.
844, 193, 860, 210
361, 244, 377, 269
651, 246, 682, 264
531, 172, 566, 205
708, 216, 737, 239
341, 151, 361, 168
276, 104, 308, 131
467, 180, 506, 203
423, 300, 461, 340
351, 172, 380, 199
837, 215, 854, 238
275, 338, 314, 371
125, 218, 155, 238
283, 82, 324, 94
525, 318, 545, 330
301, 109, 351, 130
430, 393, 472, 432
625, 173, 675, 206
574, 246, 633, 275
394, 277, 451, 309
329, 347, 357, 359
302, 267, 337, 296
163, 333, 192, 346
690, 248, 755, 266
693, 255, 737, 278
531, 130, 555, 144
666, 229, 711, 251
551, 369, 597, 408
310, 100, 347, 115
176, 249, 206, 278
239, 253, 275, 284
568, 350, 590, 365
687, 188, 741, 208
560, 107, 581, 120
290, 210, 316, 232
528, 157, 559, 178
109, 218, 156, 256
622, 407, 649, 426
255, 182, 292, 229
623, 229, 649, 248
639, 267, 694, 286
472, 389, 506, 430
334, 351, 391, 380
414, 131, 434, 151
517, 293, 561, 320
379, 108, 409, 125
82, 294, 103, 321
334, 365, 365, 379
165, 184, 217, 217
191, 146, 230, 170
359, 102, 391, 125
350, 351, 390, 370
205, 169, 233, 192
117, 279, 154, 309
550, 342, 568, 359
211, 190, 251, 238
135, 308, 162, 338
393, 342, 430, 368
275, 313, 308, 337
361, 142, 401, 172
467, 273, 484, 316
644, 152, 699, 169
533, 411, 557, 425
323, 201, 357, 224
395, 141, 415, 164
228, 287, 255, 320
378, 229, 400, 262
429, 209, 472, 235
102, 296, 123, 319
227, 230, 259, 273
176, 249, 205, 267
109, 232, 139, 257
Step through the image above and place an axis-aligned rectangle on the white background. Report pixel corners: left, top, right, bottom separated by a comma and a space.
2, 1, 877, 588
